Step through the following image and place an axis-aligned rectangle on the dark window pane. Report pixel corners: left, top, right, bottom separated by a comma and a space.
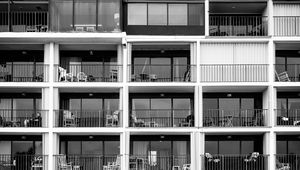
288, 141, 300, 154
173, 141, 188, 156
168, 4, 187, 25
104, 99, 119, 111
82, 99, 102, 110
13, 99, 34, 109
205, 141, 218, 154
82, 141, 102, 154
241, 141, 254, 154
276, 141, 287, 154
203, 99, 218, 111
104, 141, 120, 155
148, 4, 167, 25
53, 0, 73, 31
241, 99, 254, 110
12, 141, 33, 155
68, 141, 81, 155
173, 99, 191, 110
132, 141, 149, 155
151, 99, 171, 109
132, 99, 150, 110
128, 3, 147, 25
219, 141, 240, 154
70, 99, 81, 110
188, 4, 204, 26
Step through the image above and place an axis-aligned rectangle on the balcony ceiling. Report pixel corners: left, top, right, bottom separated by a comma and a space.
203, 86, 268, 93
0, 87, 41, 93
60, 44, 118, 51
0, 44, 44, 50
59, 87, 120, 93
129, 86, 194, 93
210, 2, 267, 14
132, 44, 190, 51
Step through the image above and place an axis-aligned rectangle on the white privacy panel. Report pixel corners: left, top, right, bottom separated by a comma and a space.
200, 43, 268, 64
274, 4, 300, 16
200, 43, 234, 64
234, 43, 268, 64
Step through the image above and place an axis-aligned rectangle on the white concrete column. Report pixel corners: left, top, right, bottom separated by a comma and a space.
264, 132, 276, 170
267, 0, 274, 36
123, 86, 129, 128
204, 0, 209, 36
117, 44, 123, 82
268, 40, 275, 83
194, 86, 199, 128
272, 87, 277, 126
190, 132, 196, 170
42, 133, 49, 156
198, 86, 203, 127
196, 40, 201, 83
263, 87, 270, 126
198, 132, 205, 170
123, 38, 129, 83
126, 43, 132, 82
119, 88, 124, 127
190, 42, 197, 82
121, 131, 130, 170
53, 88, 59, 127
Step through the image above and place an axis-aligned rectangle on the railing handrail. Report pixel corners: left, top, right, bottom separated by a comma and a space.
54, 154, 120, 157
55, 64, 122, 66
204, 109, 267, 111
202, 154, 269, 157
200, 64, 268, 66
131, 109, 193, 111
274, 16, 300, 18
56, 109, 121, 112
0, 109, 48, 112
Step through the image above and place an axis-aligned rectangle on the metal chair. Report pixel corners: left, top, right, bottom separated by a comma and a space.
275, 71, 291, 82
63, 111, 76, 127
57, 154, 72, 170
77, 72, 87, 82
182, 164, 191, 170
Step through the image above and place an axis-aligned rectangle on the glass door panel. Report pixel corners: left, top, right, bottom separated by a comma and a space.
173, 57, 188, 81
82, 99, 102, 127
219, 98, 239, 126
150, 141, 171, 169
82, 141, 103, 170
173, 99, 191, 126
151, 58, 171, 81
151, 99, 171, 126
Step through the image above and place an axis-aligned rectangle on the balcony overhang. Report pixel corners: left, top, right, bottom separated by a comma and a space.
202, 85, 268, 93
58, 86, 121, 93
129, 85, 195, 93
0, 32, 126, 44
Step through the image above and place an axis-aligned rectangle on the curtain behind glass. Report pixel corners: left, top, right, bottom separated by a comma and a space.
52, 0, 73, 32
74, 0, 96, 25
98, 0, 120, 32
132, 141, 149, 156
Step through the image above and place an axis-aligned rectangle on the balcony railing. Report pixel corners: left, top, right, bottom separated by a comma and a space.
0, 11, 49, 32
0, 110, 48, 127
209, 16, 268, 36
55, 64, 122, 82
0, 154, 48, 170
129, 155, 190, 170
54, 155, 120, 170
274, 16, 300, 36
202, 154, 268, 170
0, 63, 48, 82
203, 109, 267, 127
275, 109, 300, 126
129, 65, 196, 82
54, 110, 122, 127
276, 154, 300, 170
130, 109, 193, 127
275, 64, 300, 82
200, 64, 268, 82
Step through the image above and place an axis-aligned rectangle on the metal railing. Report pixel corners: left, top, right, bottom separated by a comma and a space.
55, 64, 122, 82
54, 110, 122, 127
276, 154, 300, 170
130, 109, 194, 127
203, 109, 267, 127
0, 11, 49, 32
128, 64, 196, 82
209, 16, 268, 36
129, 155, 190, 170
202, 154, 268, 170
0, 110, 48, 128
0, 63, 49, 82
200, 64, 268, 82
54, 155, 120, 170
0, 154, 48, 170
275, 109, 300, 126
274, 16, 300, 36
275, 64, 300, 82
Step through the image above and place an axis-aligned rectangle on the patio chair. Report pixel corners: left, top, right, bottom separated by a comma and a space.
63, 110, 76, 127
58, 67, 67, 82
57, 154, 73, 170
131, 112, 144, 127
276, 159, 290, 170
31, 156, 43, 169
110, 69, 118, 82
77, 72, 87, 82
275, 71, 291, 82
182, 164, 191, 170
244, 152, 259, 162
205, 153, 220, 163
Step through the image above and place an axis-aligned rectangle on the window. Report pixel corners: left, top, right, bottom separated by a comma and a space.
127, 3, 204, 26
128, 4, 147, 25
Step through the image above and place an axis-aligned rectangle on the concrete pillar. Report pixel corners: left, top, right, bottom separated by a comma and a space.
268, 0, 274, 36
198, 86, 203, 127
123, 86, 129, 128
121, 131, 130, 170
117, 44, 123, 82
194, 86, 199, 128
204, 0, 209, 36
198, 132, 205, 170
264, 132, 276, 170
196, 40, 200, 83
126, 43, 132, 82
119, 88, 123, 127
190, 132, 198, 170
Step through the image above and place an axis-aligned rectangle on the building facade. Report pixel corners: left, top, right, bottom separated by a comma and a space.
0, 0, 299, 170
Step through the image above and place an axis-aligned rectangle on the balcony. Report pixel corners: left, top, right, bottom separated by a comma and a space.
275, 64, 300, 82
54, 110, 122, 128
0, 63, 48, 82
209, 16, 268, 36
130, 109, 193, 128
0, 154, 48, 170
276, 154, 300, 170
129, 65, 195, 82
55, 64, 122, 82
0, 110, 48, 128
129, 155, 190, 170
202, 154, 268, 170
275, 109, 300, 126
203, 109, 266, 127
54, 155, 120, 170
200, 64, 268, 82
0, 11, 49, 32
274, 16, 300, 36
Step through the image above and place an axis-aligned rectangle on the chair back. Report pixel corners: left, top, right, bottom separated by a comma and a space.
63, 111, 73, 119
58, 67, 67, 76
116, 155, 121, 166
276, 71, 290, 82
77, 72, 87, 81
58, 155, 67, 166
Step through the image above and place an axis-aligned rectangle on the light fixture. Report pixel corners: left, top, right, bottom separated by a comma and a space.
232, 6, 236, 9
89, 50, 93, 56
297, 50, 300, 54
89, 135, 94, 139
160, 93, 165, 97
227, 135, 232, 139
160, 49, 165, 54
160, 135, 165, 139
227, 93, 232, 97
21, 92, 26, 96
21, 136, 26, 140
21, 51, 27, 55
89, 93, 93, 97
